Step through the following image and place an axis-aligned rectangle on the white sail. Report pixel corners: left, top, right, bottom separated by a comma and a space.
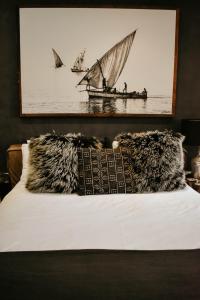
78, 30, 136, 89
52, 48, 64, 68
72, 50, 86, 71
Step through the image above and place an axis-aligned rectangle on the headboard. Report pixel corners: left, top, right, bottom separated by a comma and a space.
7, 144, 22, 188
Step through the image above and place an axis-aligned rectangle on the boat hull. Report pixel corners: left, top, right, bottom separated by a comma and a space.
71, 68, 89, 73
71, 69, 82, 73
88, 90, 147, 100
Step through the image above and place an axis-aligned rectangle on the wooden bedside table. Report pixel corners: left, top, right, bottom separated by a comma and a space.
0, 172, 11, 201
186, 177, 200, 193
193, 182, 200, 193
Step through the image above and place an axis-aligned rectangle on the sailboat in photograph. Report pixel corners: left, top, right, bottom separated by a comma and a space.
71, 49, 89, 73
78, 30, 147, 100
52, 48, 64, 68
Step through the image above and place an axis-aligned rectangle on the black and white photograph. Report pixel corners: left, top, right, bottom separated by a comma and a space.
19, 7, 178, 116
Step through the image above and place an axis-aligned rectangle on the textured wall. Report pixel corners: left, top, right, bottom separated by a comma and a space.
0, 0, 200, 171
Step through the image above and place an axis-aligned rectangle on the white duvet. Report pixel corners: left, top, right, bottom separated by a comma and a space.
0, 181, 200, 252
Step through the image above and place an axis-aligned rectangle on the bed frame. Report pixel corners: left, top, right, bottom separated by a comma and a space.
2, 144, 200, 300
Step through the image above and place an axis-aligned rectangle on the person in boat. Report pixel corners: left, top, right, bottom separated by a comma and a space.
123, 82, 127, 93
102, 77, 107, 91
142, 88, 147, 96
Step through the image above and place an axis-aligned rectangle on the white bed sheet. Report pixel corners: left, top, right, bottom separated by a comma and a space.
0, 181, 200, 252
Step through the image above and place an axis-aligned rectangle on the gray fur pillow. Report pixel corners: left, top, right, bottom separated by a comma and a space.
114, 130, 186, 192
26, 133, 102, 193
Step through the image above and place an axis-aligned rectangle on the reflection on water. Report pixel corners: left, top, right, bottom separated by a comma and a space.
82, 97, 147, 114
88, 98, 117, 114
23, 93, 171, 115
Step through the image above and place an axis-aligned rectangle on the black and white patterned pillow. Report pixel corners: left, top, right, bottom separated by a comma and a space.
77, 148, 135, 195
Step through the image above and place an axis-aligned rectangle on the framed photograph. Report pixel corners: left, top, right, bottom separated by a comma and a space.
19, 7, 179, 117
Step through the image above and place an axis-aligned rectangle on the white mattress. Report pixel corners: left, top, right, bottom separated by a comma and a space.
0, 181, 200, 252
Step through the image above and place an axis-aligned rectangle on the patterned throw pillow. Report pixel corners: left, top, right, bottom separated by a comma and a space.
77, 148, 135, 195
113, 130, 186, 192
26, 133, 102, 193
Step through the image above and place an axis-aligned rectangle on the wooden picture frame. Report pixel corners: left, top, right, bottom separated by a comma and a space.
19, 6, 179, 117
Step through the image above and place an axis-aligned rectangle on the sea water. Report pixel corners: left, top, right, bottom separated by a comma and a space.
22, 93, 172, 115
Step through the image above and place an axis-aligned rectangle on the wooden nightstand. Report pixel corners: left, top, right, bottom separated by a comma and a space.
193, 182, 200, 193
0, 173, 11, 200
186, 177, 200, 193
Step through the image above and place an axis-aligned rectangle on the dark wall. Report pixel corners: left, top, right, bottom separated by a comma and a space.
0, 0, 200, 171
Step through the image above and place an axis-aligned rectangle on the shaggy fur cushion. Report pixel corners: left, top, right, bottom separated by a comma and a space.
77, 148, 135, 195
26, 133, 102, 193
113, 130, 186, 192
64, 133, 103, 149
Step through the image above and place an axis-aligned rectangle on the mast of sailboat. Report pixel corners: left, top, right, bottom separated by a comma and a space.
97, 59, 106, 89
78, 30, 137, 90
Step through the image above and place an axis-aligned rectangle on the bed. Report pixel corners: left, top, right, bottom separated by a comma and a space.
0, 144, 200, 299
